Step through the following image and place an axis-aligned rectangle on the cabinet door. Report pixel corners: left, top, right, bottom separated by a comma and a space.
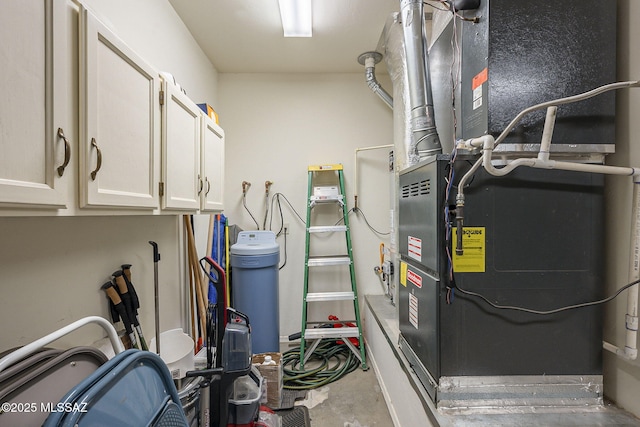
200, 115, 225, 212
161, 81, 201, 210
0, 0, 69, 208
78, 5, 160, 209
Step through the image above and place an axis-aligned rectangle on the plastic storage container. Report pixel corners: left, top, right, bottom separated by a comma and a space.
228, 368, 263, 425
148, 329, 194, 380
230, 231, 280, 354
222, 321, 252, 372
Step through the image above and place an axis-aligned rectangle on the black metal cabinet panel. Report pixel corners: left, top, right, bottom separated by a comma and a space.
398, 157, 604, 389
430, 0, 617, 147
398, 262, 440, 381
440, 165, 604, 376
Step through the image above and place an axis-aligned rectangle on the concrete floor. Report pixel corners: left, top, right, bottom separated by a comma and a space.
304, 367, 394, 427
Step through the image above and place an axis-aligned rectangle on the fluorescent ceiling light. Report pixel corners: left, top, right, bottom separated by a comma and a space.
278, 0, 312, 37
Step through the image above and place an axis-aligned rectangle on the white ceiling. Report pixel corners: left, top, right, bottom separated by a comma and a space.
167, 0, 400, 74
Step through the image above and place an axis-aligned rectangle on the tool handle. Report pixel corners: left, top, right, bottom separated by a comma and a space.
200, 256, 225, 284
149, 241, 161, 262
101, 283, 135, 336
121, 264, 140, 310
185, 367, 224, 379
288, 332, 302, 341
226, 307, 250, 328
112, 271, 129, 295
101, 282, 123, 305
108, 299, 120, 323
200, 256, 228, 329
112, 272, 140, 327
121, 264, 133, 281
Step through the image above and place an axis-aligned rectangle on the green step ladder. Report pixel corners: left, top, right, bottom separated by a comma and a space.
299, 164, 367, 370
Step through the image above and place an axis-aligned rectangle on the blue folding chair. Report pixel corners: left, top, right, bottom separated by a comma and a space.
43, 349, 189, 427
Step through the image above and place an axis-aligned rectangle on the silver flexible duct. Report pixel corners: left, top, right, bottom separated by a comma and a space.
382, 12, 416, 169
400, 0, 442, 157
358, 52, 393, 109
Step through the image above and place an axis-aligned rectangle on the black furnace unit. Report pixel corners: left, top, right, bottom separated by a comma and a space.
397, 0, 615, 404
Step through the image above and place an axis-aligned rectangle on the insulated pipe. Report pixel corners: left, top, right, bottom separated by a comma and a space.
623, 178, 640, 359
474, 134, 640, 178
358, 52, 393, 109
538, 106, 557, 162
605, 178, 640, 360
400, 0, 442, 158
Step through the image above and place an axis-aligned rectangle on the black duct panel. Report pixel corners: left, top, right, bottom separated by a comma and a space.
431, 0, 617, 149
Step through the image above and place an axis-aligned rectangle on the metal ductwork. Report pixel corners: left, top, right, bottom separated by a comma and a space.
358, 52, 393, 109
400, 0, 442, 158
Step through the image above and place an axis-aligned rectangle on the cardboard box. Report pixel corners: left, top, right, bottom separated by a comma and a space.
251, 352, 283, 408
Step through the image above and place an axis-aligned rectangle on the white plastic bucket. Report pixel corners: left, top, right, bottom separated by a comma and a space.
149, 328, 194, 379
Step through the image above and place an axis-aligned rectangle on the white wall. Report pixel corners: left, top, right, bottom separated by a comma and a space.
0, 0, 218, 351
218, 73, 394, 339
603, 0, 640, 417
80, 0, 218, 102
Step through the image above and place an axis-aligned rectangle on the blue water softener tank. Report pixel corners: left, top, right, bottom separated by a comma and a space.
230, 231, 280, 354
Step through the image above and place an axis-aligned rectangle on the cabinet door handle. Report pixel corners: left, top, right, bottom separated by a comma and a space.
56, 128, 71, 177
90, 138, 102, 180
205, 178, 211, 196
198, 175, 204, 195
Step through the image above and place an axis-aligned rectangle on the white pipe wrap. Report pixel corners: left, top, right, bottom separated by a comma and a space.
538, 106, 557, 162
625, 181, 640, 359
458, 81, 640, 203
478, 134, 640, 178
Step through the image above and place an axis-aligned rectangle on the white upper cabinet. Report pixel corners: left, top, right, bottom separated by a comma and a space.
0, 0, 69, 208
78, 5, 160, 209
200, 115, 225, 212
160, 79, 201, 210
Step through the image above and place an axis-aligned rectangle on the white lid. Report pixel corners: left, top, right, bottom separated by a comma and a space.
231, 231, 279, 255
262, 355, 276, 365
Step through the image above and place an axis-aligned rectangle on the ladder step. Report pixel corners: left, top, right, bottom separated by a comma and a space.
304, 327, 360, 339
308, 225, 347, 233
306, 291, 355, 302
307, 256, 351, 267
310, 195, 344, 204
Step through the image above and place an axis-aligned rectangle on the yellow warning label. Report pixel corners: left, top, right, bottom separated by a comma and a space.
452, 227, 486, 273
400, 261, 408, 287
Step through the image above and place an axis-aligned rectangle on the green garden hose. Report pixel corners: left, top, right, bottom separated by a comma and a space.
282, 340, 361, 390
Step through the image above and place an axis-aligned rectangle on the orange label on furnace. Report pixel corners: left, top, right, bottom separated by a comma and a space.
472, 68, 488, 91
